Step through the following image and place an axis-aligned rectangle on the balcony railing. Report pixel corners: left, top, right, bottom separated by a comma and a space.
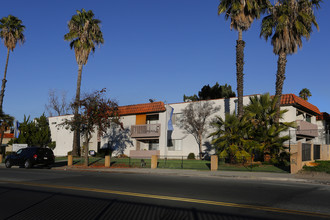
131, 124, 161, 138
296, 120, 318, 137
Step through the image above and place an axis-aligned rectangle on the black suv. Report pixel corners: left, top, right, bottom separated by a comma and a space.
5, 147, 55, 168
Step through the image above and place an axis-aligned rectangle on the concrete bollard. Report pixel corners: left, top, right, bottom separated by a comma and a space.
68, 154, 73, 166
105, 155, 111, 168
151, 155, 158, 169
0, 154, 3, 164
210, 155, 218, 171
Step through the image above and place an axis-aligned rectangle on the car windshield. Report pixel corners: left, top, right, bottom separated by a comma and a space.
16, 149, 23, 155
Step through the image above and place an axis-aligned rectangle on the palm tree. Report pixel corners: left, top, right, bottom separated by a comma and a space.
210, 113, 252, 163
245, 94, 295, 162
64, 9, 104, 156
218, 0, 271, 118
0, 15, 25, 111
260, 0, 321, 122
299, 88, 312, 100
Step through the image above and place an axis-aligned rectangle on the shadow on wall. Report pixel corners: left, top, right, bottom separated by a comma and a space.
202, 142, 214, 160
224, 98, 230, 114
102, 125, 133, 155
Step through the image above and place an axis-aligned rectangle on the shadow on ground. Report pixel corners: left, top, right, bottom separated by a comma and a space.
0, 185, 276, 220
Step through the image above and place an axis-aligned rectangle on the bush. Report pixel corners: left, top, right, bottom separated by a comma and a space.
117, 154, 128, 158
187, 153, 195, 160
5, 151, 14, 156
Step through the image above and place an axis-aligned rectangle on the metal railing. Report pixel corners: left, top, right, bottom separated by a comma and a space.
131, 124, 161, 138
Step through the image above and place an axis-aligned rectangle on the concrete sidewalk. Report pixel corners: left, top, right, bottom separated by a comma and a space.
1, 162, 330, 185
51, 165, 330, 185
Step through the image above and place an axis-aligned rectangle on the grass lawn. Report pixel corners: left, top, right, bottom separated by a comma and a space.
303, 160, 330, 174
54, 156, 288, 173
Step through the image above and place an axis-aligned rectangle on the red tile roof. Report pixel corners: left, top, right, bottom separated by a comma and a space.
0, 133, 14, 139
118, 101, 166, 116
317, 112, 330, 121
280, 94, 321, 115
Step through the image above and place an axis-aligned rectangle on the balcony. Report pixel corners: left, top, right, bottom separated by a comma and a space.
296, 120, 318, 137
131, 124, 161, 138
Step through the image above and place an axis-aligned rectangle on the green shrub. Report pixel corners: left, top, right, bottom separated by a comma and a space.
187, 153, 196, 160
5, 151, 14, 156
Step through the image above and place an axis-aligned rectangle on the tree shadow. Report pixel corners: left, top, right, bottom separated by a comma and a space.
101, 124, 133, 156
202, 142, 213, 161
0, 185, 277, 220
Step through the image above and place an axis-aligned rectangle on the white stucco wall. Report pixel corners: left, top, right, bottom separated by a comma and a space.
49, 115, 74, 156
49, 115, 100, 156
49, 94, 324, 157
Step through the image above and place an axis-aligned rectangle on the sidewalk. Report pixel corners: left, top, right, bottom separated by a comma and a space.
1, 162, 330, 185
51, 165, 330, 185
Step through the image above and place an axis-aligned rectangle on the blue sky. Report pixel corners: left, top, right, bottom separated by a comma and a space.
0, 0, 329, 122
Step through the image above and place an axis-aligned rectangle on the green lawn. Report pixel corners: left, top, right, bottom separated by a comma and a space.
54, 156, 288, 173
303, 160, 330, 174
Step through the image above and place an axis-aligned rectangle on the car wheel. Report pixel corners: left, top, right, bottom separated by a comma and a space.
24, 159, 32, 169
5, 159, 12, 168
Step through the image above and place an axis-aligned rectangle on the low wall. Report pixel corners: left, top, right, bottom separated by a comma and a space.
129, 150, 160, 158
290, 142, 330, 174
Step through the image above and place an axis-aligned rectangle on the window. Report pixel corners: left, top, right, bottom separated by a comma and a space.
168, 139, 182, 151
306, 114, 311, 123
148, 140, 159, 150
147, 114, 159, 124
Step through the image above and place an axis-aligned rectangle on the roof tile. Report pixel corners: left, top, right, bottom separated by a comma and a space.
118, 101, 166, 116
280, 94, 321, 115
0, 133, 14, 139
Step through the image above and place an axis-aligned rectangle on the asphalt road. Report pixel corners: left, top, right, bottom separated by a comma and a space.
0, 168, 329, 220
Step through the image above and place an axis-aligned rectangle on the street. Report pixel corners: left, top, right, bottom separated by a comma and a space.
0, 168, 329, 219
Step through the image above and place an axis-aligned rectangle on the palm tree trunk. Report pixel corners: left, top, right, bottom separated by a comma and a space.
72, 64, 83, 156
0, 48, 11, 112
236, 29, 245, 118
275, 52, 287, 123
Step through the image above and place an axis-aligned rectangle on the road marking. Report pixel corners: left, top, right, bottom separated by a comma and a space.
1, 180, 330, 218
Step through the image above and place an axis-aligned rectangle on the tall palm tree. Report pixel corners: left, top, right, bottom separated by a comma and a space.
0, 15, 25, 111
218, 0, 271, 118
64, 9, 104, 156
299, 88, 312, 100
260, 0, 321, 122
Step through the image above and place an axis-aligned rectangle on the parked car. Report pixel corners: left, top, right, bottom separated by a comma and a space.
5, 147, 55, 168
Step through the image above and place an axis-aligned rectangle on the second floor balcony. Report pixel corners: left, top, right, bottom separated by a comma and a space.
131, 124, 161, 138
296, 120, 318, 137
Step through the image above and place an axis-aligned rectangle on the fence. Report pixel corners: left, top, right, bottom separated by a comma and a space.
56, 154, 289, 173
290, 142, 330, 174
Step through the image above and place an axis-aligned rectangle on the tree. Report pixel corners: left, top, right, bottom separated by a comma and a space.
299, 88, 312, 101
61, 89, 120, 166
0, 110, 14, 153
210, 113, 253, 163
179, 101, 219, 159
45, 89, 71, 117
183, 83, 236, 102
0, 15, 25, 111
64, 9, 104, 156
11, 114, 55, 148
244, 94, 295, 162
260, 0, 321, 122
218, 0, 270, 118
